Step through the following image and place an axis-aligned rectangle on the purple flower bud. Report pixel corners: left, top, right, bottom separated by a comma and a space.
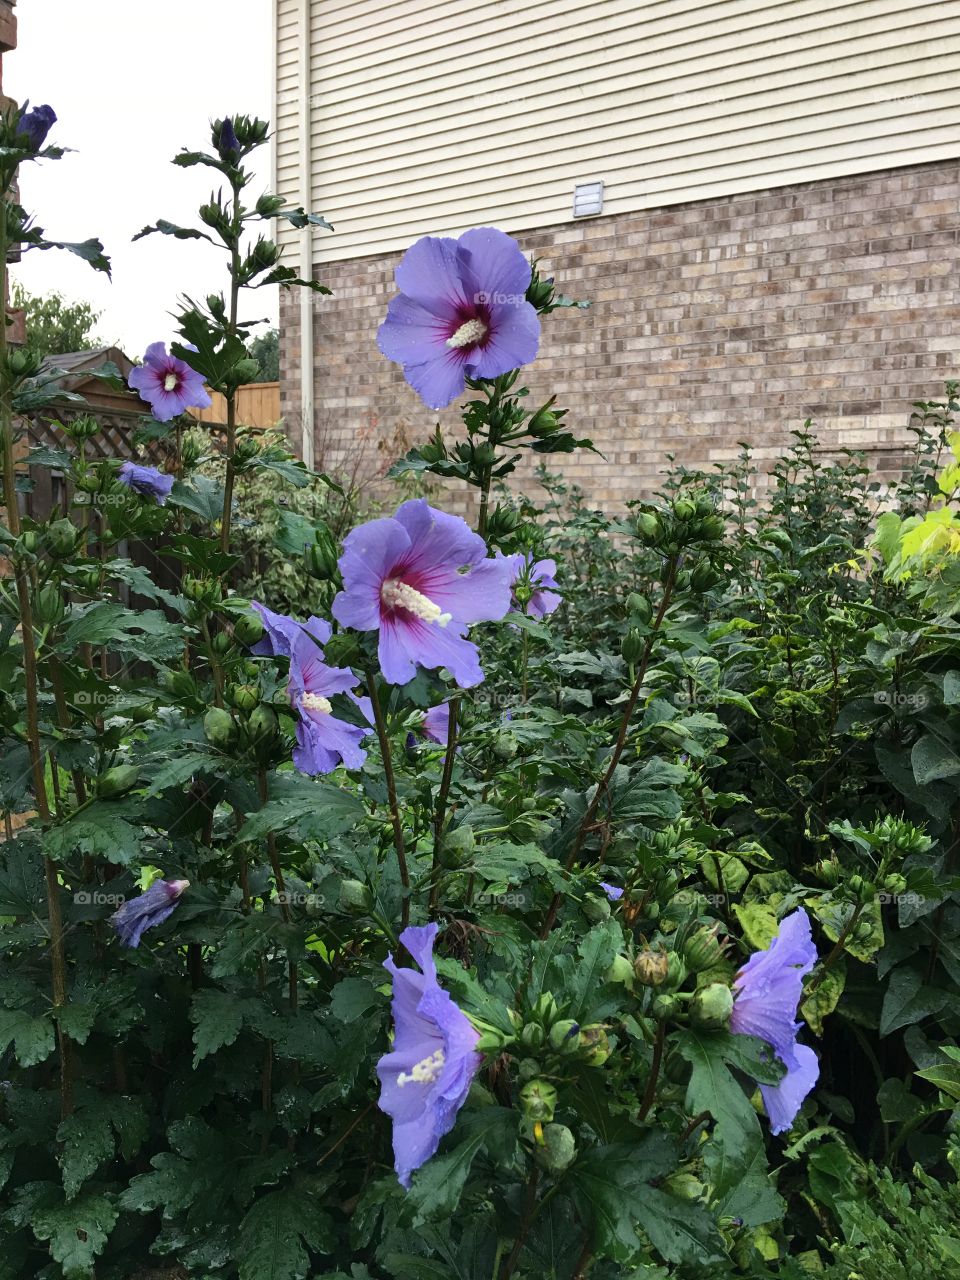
17, 104, 56, 152
217, 117, 241, 162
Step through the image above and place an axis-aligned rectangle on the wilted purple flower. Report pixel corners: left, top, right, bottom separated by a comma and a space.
600, 882, 624, 902
332, 499, 513, 688
288, 630, 368, 775
377, 923, 482, 1187
118, 462, 175, 505
128, 342, 212, 422
377, 228, 540, 410
217, 116, 240, 162
730, 908, 819, 1135
499, 552, 562, 619
111, 878, 189, 948
250, 601, 331, 658
17, 104, 56, 151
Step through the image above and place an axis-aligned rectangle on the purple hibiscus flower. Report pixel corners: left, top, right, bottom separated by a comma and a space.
377, 227, 540, 410
331, 499, 513, 689
128, 342, 213, 423
250, 601, 332, 658
377, 923, 482, 1187
111, 878, 189, 948
499, 551, 562, 620
118, 462, 175, 505
730, 908, 819, 1135
600, 881, 624, 902
17, 104, 56, 151
422, 702, 451, 745
288, 629, 368, 775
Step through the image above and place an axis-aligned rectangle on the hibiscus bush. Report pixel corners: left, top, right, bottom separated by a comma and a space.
1, 105, 960, 1280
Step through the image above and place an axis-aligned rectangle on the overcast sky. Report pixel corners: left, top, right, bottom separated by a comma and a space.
5, 0, 277, 356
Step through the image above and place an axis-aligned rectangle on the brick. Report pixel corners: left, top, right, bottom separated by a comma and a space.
280, 158, 960, 509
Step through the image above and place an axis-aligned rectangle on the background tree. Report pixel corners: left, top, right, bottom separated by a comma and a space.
11, 281, 103, 356
247, 326, 279, 381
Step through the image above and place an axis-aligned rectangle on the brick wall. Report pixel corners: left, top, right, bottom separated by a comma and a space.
280, 159, 960, 513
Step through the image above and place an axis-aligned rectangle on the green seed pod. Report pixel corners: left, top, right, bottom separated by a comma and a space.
634, 949, 671, 987
548, 1019, 581, 1054
33, 584, 65, 625
247, 704, 279, 744
534, 1123, 577, 1173
519, 1078, 557, 1123
664, 952, 688, 990
74, 472, 101, 494
234, 613, 265, 648
673, 498, 697, 521
17, 530, 40, 555
689, 559, 718, 592
621, 628, 645, 665
439, 823, 476, 868
338, 879, 373, 912
883, 872, 908, 896
689, 982, 734, 1029
699, 513, 726, 541
203, 706, 237, 749
227, 683, 260, 713
96, 764, 140, 798
494, 731, 519, 760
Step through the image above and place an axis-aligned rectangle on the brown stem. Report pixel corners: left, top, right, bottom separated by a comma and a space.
429, 697, 459, 915
807, 901, 862, 993
539, 560, 678, 938
572, 1241, 593, 1280
258, 769, 299, 1010
499, 1166, 540, 1280
366, 672, 410, 929
636, 1022, 665, 1123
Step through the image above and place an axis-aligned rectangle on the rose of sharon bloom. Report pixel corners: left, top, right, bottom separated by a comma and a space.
250, 601, 332, 659
422, 702, 451, 745
128, 342, 213, 423
730, 908, 819, 1134
377, 923, 482, 1187
500, 552, 562, 619
332, 499, 513, 689
111, 878, 189, 949
288, 630, 368, 775
600, 881, 624, 902
377, 227, 540, 410
118, 462, 175, 505
17, 104, 56, 151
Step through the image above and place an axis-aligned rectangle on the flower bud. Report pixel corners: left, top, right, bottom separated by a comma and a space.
635, 511, 661, 544
74, 472, 101, 494
682, 926, 727, 973
256, 192, 286, 217
46, 518, 80, 559
688, 982, 734, 1029
605, 954, 634, 989
883, 872, 907, 895
634, 949, 671, 987
531, 993, 559, 1025
234, 613, 265, 648
534, 1123, 577, 1173
662, 1172, 705, 1202
17, 530, 40, 556
673, 498, 697, 522
494, 731, 518, 760
33, 584, 65, 625
62, 414, 100, 442
211, 631, 234, 656
699, 513, 726, 541
815, 856, 842, 887
548, 1019, 581, 1053
578, 1025, 611, 1067
246, 704, 279, 745
519, 1078, 557, 1123
474, 1029, 509, 1054
519, 1022, 545, 1051
439, 823, 475, 869
226, 683, 260, 713
621, 628, 645, 664
338, 879, 373, 912
626, 592, 652, 624
651, 993, 680, 1021
582, 893, 611, 924
96, 764, 140, 797
204, 707, 237, 750
163, 669, 197, 700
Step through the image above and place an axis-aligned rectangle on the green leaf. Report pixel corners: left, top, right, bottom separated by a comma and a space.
916, 1061, 960, 1101
0, 1008, 55, 1066
237, 774, 364, 844
633, 1185, 726, 1265
42, 237, 111, 276
329, 977, 383, 1024
801, 958, 846, 1035
237, 1186, 336, 1280
57, 1108, 115, 1200
133, 218, 212, 244
911, 733, 960, 785
405, 1108, 518, 1225
31, 1189, 118, 1278
569, 1136, 679, 1263
168, 474, 226, 523
43, 805, 140, 867
880, 965, 952, 1036
191, 989, 246, 1066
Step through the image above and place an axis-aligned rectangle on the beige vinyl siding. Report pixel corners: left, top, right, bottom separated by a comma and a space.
275, 0, 960, 263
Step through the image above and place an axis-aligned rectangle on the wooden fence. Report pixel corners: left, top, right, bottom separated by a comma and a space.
193, 382, 280, 429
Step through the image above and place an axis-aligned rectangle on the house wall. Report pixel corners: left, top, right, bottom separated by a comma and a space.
279, 159, 960, 511
275, 0, 960, 264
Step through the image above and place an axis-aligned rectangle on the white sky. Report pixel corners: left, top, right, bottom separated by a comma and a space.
5, 0, 277, 356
